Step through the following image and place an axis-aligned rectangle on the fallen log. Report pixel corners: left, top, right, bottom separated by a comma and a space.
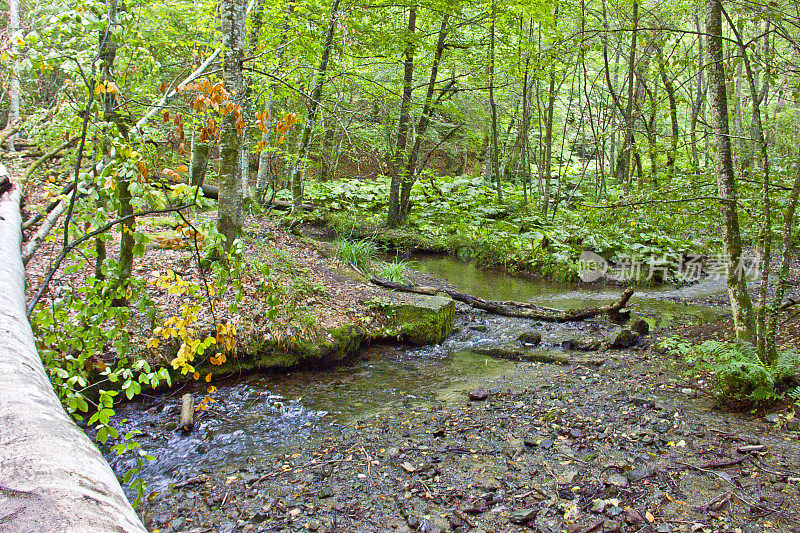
0, 119, 22, 147
157, 176, 316, 212
0, 165, 146, 532
370, 277, 634, 322
21, 134, 80, 184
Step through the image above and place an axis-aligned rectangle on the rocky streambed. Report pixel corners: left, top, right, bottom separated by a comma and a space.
106, 258, 800, 533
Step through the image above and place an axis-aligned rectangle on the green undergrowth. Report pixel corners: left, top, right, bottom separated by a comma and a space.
287, 172, 717, 283
659, 336, 800, 407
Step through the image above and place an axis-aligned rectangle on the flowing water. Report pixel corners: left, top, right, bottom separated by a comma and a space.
106, 256, 729, 496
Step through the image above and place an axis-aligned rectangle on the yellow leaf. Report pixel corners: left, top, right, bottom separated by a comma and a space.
645, 511, 654, 523
205, 373, 212, 382
176, 164, 189, 173
146, 338, 159, 349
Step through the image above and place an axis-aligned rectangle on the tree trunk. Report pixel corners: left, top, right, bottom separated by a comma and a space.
488, 0, 504, 205
386, 5, 416, 228
657, 47, 679, 180
399, 12, 450, 217
705, 0, 754, 341
7, 0, 20, 151
218, 0, 246, 252
616, 0, 639, 189
255, 1, 294, 199
0, 174, 146, 532
290, 0, 340, 215
99, 0, 134, 286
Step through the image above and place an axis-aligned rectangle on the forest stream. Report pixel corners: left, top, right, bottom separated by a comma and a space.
98, 258, 800, 533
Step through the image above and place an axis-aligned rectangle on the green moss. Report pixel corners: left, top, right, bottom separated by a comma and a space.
372, 293, 455, 345
197, 324, 367, 375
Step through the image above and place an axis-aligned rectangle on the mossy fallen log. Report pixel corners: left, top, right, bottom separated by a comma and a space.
369, 277, 634, 322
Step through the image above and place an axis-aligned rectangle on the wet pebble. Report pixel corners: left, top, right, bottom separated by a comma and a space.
468, 388, 489, 401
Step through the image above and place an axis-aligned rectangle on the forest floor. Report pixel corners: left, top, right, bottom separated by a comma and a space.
140, 335, 800, 533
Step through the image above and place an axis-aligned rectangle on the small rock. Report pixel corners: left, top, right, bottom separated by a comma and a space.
558, 470, 578, 484
168, 517, 185, 532
681, 388, 695, 396
606, 474, 628, 487
603, 520, 622, 533
764, 413, 781, 423
538, 439, 554, 450
469, 388, 490, 401
307, 519, 321, 531
607, 506, 623, 517
590, 499, 607, 513
655, 525, 673, 533
569, 428, 583, 438
509, 508, 537, 524
628, 465, 656, 482
631, 318, 650, 336
517, 331, 542, 345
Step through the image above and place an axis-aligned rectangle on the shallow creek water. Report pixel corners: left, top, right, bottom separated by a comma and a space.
106, 257, 729, 495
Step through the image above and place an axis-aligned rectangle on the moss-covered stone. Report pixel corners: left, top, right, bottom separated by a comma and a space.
373, 293, 455, 345
200, 324, 367, 375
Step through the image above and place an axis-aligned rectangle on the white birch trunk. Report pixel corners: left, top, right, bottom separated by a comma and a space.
0, 166, 146, 532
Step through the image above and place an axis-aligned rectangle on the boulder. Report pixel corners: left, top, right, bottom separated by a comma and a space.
631, 318, 650, 336
517, 331, 542, 345
611, 329, 639, 348
381, 293, 456, 345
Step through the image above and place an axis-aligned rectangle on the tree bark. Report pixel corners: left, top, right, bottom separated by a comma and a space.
488, 0, 504, 205
256, 1, 294, 198
290, 0, 340, 215
218, 0, 247, 252
705, 0, 754, 341
0, 170, 146, 532
616, 0, 639, 189
387, 5, 417, 228
399, 12, 450, 217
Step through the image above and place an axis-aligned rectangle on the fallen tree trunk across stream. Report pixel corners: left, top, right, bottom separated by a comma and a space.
370, 277, 634, 322
0, 166, 146, 532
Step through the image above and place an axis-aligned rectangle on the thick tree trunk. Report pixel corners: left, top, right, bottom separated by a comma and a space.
218, 0, 247, 252
705, 0, 754, 341
488, 0, 504, 206
256, 1, 294, 198
0, 172, 146, 532
399, 12, 450, 217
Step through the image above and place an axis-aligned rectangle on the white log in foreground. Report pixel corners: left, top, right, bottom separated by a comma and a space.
0, 166, 146, 532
